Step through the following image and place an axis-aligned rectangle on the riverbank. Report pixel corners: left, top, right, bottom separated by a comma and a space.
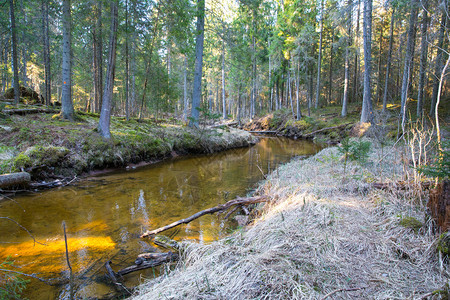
0, 110, 257, 187
133, 138, 447, 299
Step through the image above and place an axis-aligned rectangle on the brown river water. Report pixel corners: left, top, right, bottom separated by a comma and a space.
0, 136, 321, 299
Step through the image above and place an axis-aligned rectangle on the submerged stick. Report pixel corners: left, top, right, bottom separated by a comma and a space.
140, 196, 269, 238
63, 221, 74, 300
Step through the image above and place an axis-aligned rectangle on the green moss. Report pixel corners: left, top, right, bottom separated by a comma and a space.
437, 233, 450, 255
398, 216, 422, 233
12, 153, 32, 171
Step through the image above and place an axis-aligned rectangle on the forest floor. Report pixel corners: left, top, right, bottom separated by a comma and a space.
0, 108, 257, 187
133, 139, 449, 299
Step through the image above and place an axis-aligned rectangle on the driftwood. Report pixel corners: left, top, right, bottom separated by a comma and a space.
3, 108, 59, 115
372, 181, 432, 190
141, 196, 269, 238
117, 252, 178, 276
304, 123, 352, 137
0, 172, 31, 188
247, 130, 278, 134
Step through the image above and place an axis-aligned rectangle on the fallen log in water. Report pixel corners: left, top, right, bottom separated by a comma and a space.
140, 196, 269, 238
117, 252, 178, 277
0, 172, 31, 188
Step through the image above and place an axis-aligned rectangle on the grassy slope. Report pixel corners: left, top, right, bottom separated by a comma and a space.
0, 110, 257, 181
134, 139, 447, 299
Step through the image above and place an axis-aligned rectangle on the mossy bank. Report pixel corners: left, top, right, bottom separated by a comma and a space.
0, 111, 257, 183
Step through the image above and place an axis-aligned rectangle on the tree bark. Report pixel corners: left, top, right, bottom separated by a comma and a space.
328, 29, 334, 105
360, 0, 373, 123
382, 6, 395, 112
296, 60, 302, 120
352, 0, 361, 103
222, 38, 227, 120
341, 0, 352, 117
416, 0, 429, 118
375, 16, 384, 104
98, 1, 118, 139
9, 0, 20, 106
93, 0, 103, 114
61, 0, 74, 120
42, 0, 51, 106
189, 0, 205, 127
125, 0, 129, 121
183, 55, 188, 121
0, 172, 30, 188
430, 12, 446, 117
400, 0, 418, 132
315, 0, 324, 109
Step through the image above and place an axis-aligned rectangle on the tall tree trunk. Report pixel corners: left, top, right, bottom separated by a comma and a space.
430, 12, 446, 117
19, 0, 27, 87
42, 0, 51, 106
352, 0, 361, 103
183, 55, 188, 121
189, 0, 205, 127
251, 35, 256, 118
375, 16, 384, 104
296, 61, 302, 120
125, 0, 129, 121
382, 6, 395, 112
138, 9, 161, 120
315, 0, 324, 109
360, 0, 373, 123
268, 39, 272, 112
222, 38, 226, 120
328, 29, 334, 105
61, 0, 74, 120
93, 0, 103, 114
400, 0, 418, 132
416, 0, 429, 118
341, 0, 352, 117
288, 67, 294, 118
98, 1, 118, 139
9, 0, 20, 105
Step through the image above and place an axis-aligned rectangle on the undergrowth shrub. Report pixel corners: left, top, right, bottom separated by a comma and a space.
338, 138, 372, 174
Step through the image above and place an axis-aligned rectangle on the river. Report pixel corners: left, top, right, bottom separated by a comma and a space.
0, 136, 321, 299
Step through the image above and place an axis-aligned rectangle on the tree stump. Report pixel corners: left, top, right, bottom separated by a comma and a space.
428, 180, 450, 231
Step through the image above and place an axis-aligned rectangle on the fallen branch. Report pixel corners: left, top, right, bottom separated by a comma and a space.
210, 121, 237, 128
321, 287, 366, 300
247, 130, 278, 134
117, 252, 178, 276
3, 108, 59, 115
304, 123, 352, 137
140, 196, 269, 238
372, 181, 432, 190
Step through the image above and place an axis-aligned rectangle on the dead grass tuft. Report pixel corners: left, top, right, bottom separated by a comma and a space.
133, 140, 447, 299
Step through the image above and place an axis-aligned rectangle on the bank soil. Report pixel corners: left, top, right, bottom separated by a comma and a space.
133, 140, 448, 299
0, 112, 257, 188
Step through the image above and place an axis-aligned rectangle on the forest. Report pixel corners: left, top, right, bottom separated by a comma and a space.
0, 0, 450, 299
0, 0, 447, 129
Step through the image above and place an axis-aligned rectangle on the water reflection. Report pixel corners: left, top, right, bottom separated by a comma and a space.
0, 137, 320, 298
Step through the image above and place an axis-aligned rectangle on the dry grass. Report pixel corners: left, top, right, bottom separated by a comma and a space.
133, 139, 448, 300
